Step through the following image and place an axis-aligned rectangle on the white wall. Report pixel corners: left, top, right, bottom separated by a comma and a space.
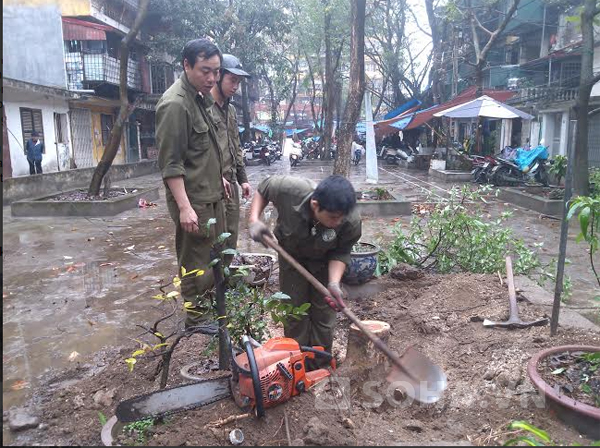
5, 98, 72, 177
3, 5, 66, 88
591, 48, 600, 97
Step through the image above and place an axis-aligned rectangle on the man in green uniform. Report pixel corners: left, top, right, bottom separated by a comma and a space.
210, 54, 252, 264
156, 38, 226, 327
248, 175, 362, 356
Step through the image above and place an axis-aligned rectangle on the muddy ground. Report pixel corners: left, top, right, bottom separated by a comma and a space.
7, 271, 599, 446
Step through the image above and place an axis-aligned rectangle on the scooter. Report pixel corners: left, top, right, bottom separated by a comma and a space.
490, 145, 549, 186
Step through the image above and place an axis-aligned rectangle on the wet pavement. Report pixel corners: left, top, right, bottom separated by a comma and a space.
3, 146, 599, 432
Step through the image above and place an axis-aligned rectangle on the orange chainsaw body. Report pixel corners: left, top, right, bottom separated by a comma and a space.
234, 337, 335, 410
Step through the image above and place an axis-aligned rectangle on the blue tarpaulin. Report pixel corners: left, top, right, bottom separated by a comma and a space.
252, 124, 271, 134
383, 99, 422, 120
285, 128, 310, 137
389, 114, 414, 130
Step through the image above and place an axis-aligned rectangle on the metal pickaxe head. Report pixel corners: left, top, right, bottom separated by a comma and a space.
482, 317, 548, 329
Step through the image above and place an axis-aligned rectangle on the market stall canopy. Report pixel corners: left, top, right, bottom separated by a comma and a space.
433, 95, 533, 120
383, 99, 422, 120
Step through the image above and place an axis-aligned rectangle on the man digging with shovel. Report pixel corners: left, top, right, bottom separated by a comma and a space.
248, 175, 362, 366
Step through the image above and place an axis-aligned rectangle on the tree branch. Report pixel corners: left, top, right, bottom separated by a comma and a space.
480, 0, 522, 61
408, 7, 432, 37
473, 13, 493, 36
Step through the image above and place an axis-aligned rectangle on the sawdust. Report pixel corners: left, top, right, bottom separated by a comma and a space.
7, 273, 600, 446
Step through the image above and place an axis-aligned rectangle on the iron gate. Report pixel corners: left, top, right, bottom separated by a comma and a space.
69, 108, 94, 168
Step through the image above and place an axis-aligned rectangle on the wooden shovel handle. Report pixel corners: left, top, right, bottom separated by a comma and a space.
262, 235, 414, 378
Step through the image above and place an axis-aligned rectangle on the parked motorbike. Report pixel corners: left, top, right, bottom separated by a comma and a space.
490, 145, 549, 186
384, 142, 418, 165
376, 145, 388, 160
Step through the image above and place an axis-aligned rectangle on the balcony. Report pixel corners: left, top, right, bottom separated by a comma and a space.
65, 52, 142, 91
506, 86, 579, 105
91, 0, 137, 29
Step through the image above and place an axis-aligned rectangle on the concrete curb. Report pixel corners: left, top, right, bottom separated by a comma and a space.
514, 276, 599, 331
11, 186, 160, 217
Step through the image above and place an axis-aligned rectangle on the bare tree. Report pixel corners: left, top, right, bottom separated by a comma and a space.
88, 0, 150, 196
465, 0, 521, 95
334, 0, 366, 177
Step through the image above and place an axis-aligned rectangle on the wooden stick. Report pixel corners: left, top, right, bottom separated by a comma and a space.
205, 412, 252, 428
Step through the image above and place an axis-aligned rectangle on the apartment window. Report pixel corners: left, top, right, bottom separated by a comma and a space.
151, 63, 167, 94
101, 114, 114, 146
83, 40, 106, 54
20, 108, 44, 145
560, 62, 581, 88
66, 40, 82, 53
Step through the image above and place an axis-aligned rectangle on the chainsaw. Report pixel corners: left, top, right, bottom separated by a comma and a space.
116, 336, 335, 422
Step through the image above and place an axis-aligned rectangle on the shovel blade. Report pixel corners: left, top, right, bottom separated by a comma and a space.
386, 347, 447, 404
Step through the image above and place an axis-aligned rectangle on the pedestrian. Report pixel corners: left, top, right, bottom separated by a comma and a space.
156, 38, 226, 329
25, 131, 44, 175
248, 175, 362, 362
210, 54, 252, 265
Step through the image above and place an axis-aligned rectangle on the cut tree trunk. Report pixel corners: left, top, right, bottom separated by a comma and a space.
345, 320, 391, 373
87, 0, 149, 196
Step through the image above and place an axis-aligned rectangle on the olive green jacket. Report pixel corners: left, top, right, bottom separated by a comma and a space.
257, 175, 362, 266
211, 101, 248, 184
157, 73, 224, 217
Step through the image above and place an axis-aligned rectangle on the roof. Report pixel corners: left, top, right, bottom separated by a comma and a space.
404, 86, 516, 130
62, 18, 117, 41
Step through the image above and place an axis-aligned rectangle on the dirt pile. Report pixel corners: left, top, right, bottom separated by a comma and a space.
6, 273, 600, 446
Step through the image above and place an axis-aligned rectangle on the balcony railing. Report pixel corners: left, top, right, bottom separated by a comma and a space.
506, 86, 579, 105
65, 52, 142, 91
91, 0, 137, 28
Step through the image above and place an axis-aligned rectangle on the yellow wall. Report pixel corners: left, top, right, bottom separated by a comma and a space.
4, 0, 91, 16
89, 107, 127, 165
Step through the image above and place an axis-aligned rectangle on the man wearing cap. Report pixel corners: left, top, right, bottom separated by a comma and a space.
210, 54, 252, 264
156, 38, 226, 328
25, 132, 44, 175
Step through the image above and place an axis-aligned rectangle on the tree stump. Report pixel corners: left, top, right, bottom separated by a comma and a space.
344, 320, 391, 377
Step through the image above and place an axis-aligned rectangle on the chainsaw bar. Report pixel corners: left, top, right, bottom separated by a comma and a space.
116, 374, 232, 423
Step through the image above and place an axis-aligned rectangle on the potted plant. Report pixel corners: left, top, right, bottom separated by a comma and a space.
527, 345, 600, 439
342, 242, 381, 285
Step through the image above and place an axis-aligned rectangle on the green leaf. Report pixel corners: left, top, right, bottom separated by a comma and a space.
224, 267, 230, 277
507, 421, 551, 443
221, 248, 238, 256
504, 436, 545, 446
579, 207, 591, 239
218, 232, 232, 242
271, 292, 291, 300
98, 412, 108, 426
297, 302, 311, 313
551, 367, 566, 375
208, 258, 220, 268
581, 383, 593, 394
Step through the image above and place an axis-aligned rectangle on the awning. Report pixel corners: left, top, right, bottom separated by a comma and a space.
252, 124, 271, 134
383, 99, 422, 120
404, 86, 516, 130
62, 18, 116, 41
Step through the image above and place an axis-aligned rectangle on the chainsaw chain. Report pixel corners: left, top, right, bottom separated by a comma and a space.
118, 373, 233, 421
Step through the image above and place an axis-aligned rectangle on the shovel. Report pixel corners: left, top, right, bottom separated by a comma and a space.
263, 235, 448, 404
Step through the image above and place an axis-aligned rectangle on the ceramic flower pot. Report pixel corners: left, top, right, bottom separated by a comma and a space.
342, 242, 380, 285
527, 345, 600, 439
